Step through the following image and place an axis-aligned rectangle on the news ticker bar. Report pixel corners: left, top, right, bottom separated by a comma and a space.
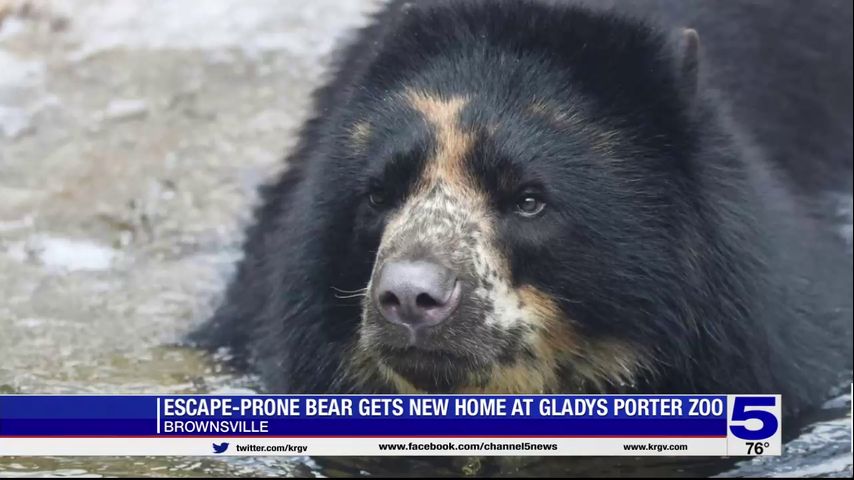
0, 394, 781, 457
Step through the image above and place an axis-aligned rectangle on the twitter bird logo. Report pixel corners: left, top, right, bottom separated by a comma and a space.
212, 442, 229, 454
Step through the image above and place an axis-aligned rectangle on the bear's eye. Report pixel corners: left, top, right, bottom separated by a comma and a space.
368, 188, 388, 208
515, 193, 546, 217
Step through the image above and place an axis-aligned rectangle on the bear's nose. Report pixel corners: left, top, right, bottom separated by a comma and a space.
374, 260, 461, 329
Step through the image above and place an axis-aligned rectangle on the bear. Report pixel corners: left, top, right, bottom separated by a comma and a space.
192, 0, 853, 417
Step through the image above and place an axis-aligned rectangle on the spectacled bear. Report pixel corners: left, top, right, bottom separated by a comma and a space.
193, 0, 853, 417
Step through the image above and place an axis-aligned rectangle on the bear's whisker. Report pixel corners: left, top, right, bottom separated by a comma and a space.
334, 292, 368, 299
331, 286, 369, 294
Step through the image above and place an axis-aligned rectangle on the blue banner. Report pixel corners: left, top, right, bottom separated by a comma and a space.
0, 395, 729, 438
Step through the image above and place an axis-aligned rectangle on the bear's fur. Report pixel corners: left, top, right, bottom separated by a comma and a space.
193, 0, 853, 416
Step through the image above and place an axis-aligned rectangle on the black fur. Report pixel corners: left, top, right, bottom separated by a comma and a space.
192, 0, 853, 416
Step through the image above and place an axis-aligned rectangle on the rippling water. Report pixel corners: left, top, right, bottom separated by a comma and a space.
0, 0, 850, 476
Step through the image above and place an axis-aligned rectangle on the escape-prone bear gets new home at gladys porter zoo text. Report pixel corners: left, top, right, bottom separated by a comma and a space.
192, 0, 853, 417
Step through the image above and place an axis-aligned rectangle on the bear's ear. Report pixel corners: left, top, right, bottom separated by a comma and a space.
678, 28, 700, 100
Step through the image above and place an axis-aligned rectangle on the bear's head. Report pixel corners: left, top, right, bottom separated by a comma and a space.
326, 3, 710, 394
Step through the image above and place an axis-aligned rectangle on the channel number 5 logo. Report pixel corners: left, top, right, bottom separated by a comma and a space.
726, 395, 782, 456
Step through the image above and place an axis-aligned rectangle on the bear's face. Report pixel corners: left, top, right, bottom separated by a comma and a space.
357, 95, 572, 394
340, 50, 692, 393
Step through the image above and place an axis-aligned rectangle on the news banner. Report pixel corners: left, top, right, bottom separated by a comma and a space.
0, 395, 781, 456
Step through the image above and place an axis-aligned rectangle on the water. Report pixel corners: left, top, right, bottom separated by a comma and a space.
0, 0, 851, 476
